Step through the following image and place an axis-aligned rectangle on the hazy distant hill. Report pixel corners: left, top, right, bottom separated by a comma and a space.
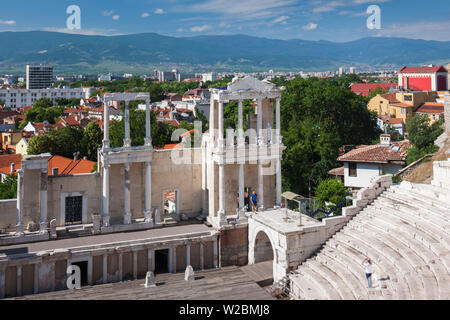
0, 31, 449, 74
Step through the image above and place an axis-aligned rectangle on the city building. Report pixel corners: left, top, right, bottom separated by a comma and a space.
336, 134, 409, 190
415, 102, 445, 124
26, 65, 53, 90
202, 72, 218, 82
0, 87, 94, 110
398, 65, 448, 91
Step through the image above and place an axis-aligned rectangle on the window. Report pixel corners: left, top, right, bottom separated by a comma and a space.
404, 95, 412, 101
349, 163, 357, 177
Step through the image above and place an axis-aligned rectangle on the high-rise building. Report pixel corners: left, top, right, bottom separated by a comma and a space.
349, 67, 356, 74
26, 65, 53, 90
339, 67, 345, 76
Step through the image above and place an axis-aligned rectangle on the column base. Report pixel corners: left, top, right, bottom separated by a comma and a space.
123, 139, 131, 148
102, 216, 110, 228
144, 211, 154, 227
123, 214, 132, 225
39, 222, 48, 235
15, 225, 24, 238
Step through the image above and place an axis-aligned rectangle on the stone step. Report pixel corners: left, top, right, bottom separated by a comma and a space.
327, 237, 410, 299
389, 188, 450, 222
289, 271, 327, 300
296, 265, 342, 300
365, 204, 449, 258
377, 195, 449, 243
315, 249, 370, 300
305, 259, 356, 300
403, 183, 450, 206
382, 192, 449, 229
334, 231, 422, 299
347, 218, 440, 299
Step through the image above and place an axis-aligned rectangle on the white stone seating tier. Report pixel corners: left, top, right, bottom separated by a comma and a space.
290, 181, 450, 300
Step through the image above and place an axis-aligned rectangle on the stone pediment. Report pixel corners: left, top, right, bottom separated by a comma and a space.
227, 76, 276, 92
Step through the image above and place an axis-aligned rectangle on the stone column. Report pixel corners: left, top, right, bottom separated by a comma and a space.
33, 263, 39, 294
15, 169, 24, 237
103, 254, 108, 284
186, 243, 191, 267
123, 163, 131, 225
123, 102, 131, 148
102, 164, 110, 227
238, 99, 245, 147
169, 246, 177, 273
144, 162, 153, 224
118, 252, 123, 281
238, 99, 245, 213
17, 265, 22, 296
147, 248, 154, 272
256, 98, 263, 145
199, 242, 204, 270
275, 97, 282, 207
213, 239, 218, 268
218, 101, 224, 150
239, 164, 244, 212
276, 98, 281, 145
133, 251, 138, 280
103, 100, 110, 149
39, 169, 48, 234
218, 164, 225, 222
144, 102, 152, 147
0, 266, 5, 299
258, 163, 264, 211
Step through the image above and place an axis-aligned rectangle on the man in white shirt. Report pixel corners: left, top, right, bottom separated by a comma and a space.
362, 258, 373, 288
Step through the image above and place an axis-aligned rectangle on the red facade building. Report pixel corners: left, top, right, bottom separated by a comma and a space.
398, 66, 448, 91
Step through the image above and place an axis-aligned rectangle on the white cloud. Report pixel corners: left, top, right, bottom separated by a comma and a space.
41, 27, 122, 36
190, 25, 212, 32
112, 15, 120, 21
187, 0, 296, 16
353, 0, 390, 4
0, 20, 16, 25
312, 1, 345, 13
270, 16, 290, 25
102, 10, 115, 17
154, 8, 165, 14
176, 28, 184, 32
302, 22, 318, 30
376, 21, 450, 41
141, 13, 150, 18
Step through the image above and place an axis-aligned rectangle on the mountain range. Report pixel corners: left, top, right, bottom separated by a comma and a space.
0, 31, 449, 74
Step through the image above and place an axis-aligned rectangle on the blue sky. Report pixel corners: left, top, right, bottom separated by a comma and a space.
0, 0, 449, 42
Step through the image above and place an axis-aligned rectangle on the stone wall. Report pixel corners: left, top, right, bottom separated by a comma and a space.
0, 199, 16, 232
219, 224, 248, 267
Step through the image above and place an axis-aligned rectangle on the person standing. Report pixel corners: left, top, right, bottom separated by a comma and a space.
251, 191, 258, 213
362, 258, 374, 288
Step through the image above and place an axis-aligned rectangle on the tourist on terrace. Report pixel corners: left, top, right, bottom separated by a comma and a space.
362, 258, 373, 288
251, 191, 258, 213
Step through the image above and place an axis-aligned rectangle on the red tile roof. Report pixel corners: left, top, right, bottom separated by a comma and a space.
398, 66, 447, 74
380, 92, 400, 103
0, 155, 95, 176
385, 118, 404, 124
351, 83, 398, 97
328, 167, 344, 176
0, 154, 22, 171
415, 103, 444, 114
338, 140, 410, 164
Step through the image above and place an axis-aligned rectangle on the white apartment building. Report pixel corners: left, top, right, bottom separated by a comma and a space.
202, 72, 218, 82
0, 87, 94, 109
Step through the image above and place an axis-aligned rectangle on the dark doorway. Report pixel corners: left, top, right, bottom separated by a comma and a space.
71, 261, 88, 286
65, 196, 83, 225
155, 249, 169, 274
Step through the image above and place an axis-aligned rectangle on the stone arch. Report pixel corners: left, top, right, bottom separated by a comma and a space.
249, 225, 277, 265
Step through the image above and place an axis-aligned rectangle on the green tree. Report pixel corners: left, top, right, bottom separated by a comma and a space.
0, 174, 17, 200
50, 126, 85, 159
314, 179, 349, 210
33, 97, 53, 109
28, 134, 54, 155
82, 122, 103, 161
280, 77, 380, 196
407, 115, 444, 150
